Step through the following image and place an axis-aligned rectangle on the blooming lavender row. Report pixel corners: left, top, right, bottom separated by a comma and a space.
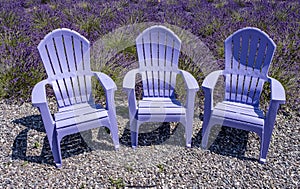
0, 0, 299, 111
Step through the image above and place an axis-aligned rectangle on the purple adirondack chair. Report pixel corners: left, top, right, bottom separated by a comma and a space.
32, 28, 119, 168
123, 25, 199, 148
201, 27, 286, 163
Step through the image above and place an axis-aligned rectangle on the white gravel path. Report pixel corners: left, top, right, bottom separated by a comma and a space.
0, 100, 299, 188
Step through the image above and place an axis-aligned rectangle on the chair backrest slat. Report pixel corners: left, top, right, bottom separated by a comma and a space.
38, 28, 91, 108
224, 27, 276, 106
136, 25, 181, 98
143, 31, 154, 97
44, 33, 71, 106
150, 31, 159, 96
73, 35, 88, 103
53, 35, 75, 105
136, 40, 149, 97
158, 31, 167, 97
63, 34, 80, 103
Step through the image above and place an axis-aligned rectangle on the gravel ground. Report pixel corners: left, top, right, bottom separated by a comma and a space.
0, 99, 299, 188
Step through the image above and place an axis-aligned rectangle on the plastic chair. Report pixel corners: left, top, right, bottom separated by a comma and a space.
32, 28, 119, 168
123, 25, 199, 148
201, 27, 286, 163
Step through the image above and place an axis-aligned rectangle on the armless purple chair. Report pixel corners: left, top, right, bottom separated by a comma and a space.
123, 25, 199, 148
32, 28, 119, 168
201, 27, 286, 163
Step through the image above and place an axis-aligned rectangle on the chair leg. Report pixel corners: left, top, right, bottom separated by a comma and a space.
202, 114, 210, 138
109, 117, 120, 150
51, 133, 62, 168
259, 130, 273, 164
202, 117, 224, 149
201, 114, 212, 149
184, 120, 192, 148
111, 130, 120, 150
130, 119, 139, 149
201, 123, 211, 150
201, 118, 221, 150
260, 103, 280, 163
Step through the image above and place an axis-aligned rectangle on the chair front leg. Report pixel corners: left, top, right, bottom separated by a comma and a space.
185, 90, 197, 147
130, 118, 139, 149
260, 101, 280, 163
126, 89, 139, 148
53, 131, 63, 168
105, 89, 120, 149
202, 87, 213, 137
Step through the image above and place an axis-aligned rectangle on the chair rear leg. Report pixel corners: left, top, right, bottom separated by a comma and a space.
184, 120, 192, 148
130, 119, 139, 149
259, 130, 273, 164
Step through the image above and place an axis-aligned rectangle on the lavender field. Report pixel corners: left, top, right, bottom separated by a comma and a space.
0, 0, 299, 109
0, 0, 299, 188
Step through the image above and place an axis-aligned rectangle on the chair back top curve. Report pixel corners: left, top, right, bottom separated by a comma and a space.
37, 28, 92, 108
136, 25, 181, 98
224, 27, 276, 106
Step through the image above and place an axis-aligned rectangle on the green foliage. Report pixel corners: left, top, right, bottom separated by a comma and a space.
216, 41, 224, 59
22, 161, 29, 166
199, 18, 222, 38
234, 0, 246, 7
0, 10, 20, 28
123, 46, 137, 56
32, 10, 61, 30
34, 141, 41, 149
91, 76, 105, 104
91, 64, 123, 104
104, 127, 111, 134
157, 163, 164, 172
0, 0, 298, 114
125, 164, 134, 172
230, 10, 244, 22
41, 0, 50, 4
77, 15, 102, 36
79, 183, 85, 189
0, 64, 45, 101
109, 177, 125, 188
0, 30, 30, 49
78, 2, 91, 11
275, 9, 288, 22
215, 2, 225, 8
179, 54, 204, 82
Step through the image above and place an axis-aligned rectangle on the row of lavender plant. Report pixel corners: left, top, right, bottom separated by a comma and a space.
0, 0, 299, 111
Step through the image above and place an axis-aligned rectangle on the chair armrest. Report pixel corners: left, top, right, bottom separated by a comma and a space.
32, 80, 49, 106
202, 70, 224, 91
201, 70, 224, 130
268, 77, 286, 104
178, 70, 200, 91
122, 69, 139, 118
92, 71, 117, 112
31, 79, 55, 130
92, 71, 117, 91
123, 69, 139, 90
264, 77, 286, 132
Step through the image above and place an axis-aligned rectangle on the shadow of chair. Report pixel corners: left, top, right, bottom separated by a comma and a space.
193, 126, 258, 162
12, 115, 115, 167
119, 122, 174, 147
